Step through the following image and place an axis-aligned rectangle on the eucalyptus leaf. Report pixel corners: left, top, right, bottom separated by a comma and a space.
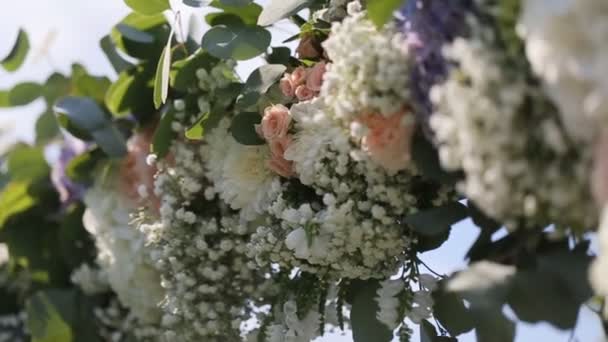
347, 280, 393, 342
110, 13, 169, 60
54, 96, 127, 157
433, 290, 474, 336
124, 0, 170, 15
257, 0, 311, 26
230, 112, 265, 145
35, 111, 60, 144
186, 111, 224, 140
116, 24, 155, 44
7, 82, 43, 106
0, 181, 37, 228
420, 319, 437, 342
100, 35, 133, 74
201, 20, 271, 60
243, 64, 286, 95
404, 202, 468, 236
207, 0, 262, 25
105, 63, 155, 119
6, 146, 50, 182
1, 29, 29, 72
183, 0, 209, 7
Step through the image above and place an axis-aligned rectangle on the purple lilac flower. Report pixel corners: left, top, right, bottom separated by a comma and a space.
398, 0, 472, 137
50, 137, 87, 205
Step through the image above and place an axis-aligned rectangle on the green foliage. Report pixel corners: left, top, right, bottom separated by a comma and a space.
170, 50, 219, 91
65, 148, 105, 184
258, 0, 311, 26
1, 29, 29, 72
153, 29, 175, 109
152, 106, 177, 157
0, 82, 43, 107
346, 279, 393, 342
366, 0, 403, 28
124, 0, 170, 15
432, 289, 474, 336
183, 0, 208, 7
110, 13, 170, 61
201, 17, 271, 60
100, 35, 134, 74
0, 181, 37, 228
54, 96, 127, 157
6, 145, 50, 182
206, 0, 262, 26
230, 112, 265, 145
405, 203, 468, 236
105, 62, 156, 119
26, 291, 73, 342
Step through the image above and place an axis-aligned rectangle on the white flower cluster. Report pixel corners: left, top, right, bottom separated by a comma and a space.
375, 274, 438, 330
94, 298, 161, 342
266, 300, 321, 342
518, 0, 608, 143
139, 139, 278, 341
83, 181, 165, 325
204, 118, 282, 221
250, 99, 451, 279
321, 5, 410, 121
430, 12, 595, 229
70, 263, 109, 295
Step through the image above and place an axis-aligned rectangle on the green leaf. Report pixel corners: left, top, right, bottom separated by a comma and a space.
0, 91, 9, 107
54, 96, 127, 157
154, 29, 174, 109
183, 0, 208, 7
367, 0, 403, 28
105, 63, 155, 118
110, 13, 170, 60
125, 0, 170, 15
65, 148, 104, 184
404, 202, 468, 236
201, 19, 271, 60
347, 280, 393, 342
266, 46, 292, 65
0, 181, 37, 228
26, 291, 73, 342
185, 111, 224, 140
207, 0, 262, 26
471, 308, 515, 342
8, 82, 43, 106
2, 29, 29, 72
420, 319, 437, 342
71, 64, 111, 103
243, 64, 286, 95
43, 73, 71, 105
35, 110, 60, 144
152, 106, 176, 157
100, 35, 133, 73
219, 0, 252, 5
6, 146, 50, 182
433, 290, 474, 336
257, 0, 311, 26
170, 50, 218, 91
230, 112, 265, 145
59, 204, 96, 268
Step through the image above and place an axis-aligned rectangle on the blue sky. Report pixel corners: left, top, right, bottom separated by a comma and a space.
0, 1, 604, 341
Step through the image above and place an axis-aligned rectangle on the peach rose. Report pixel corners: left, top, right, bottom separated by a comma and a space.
261, 104, 291, 141
295, 85, 314, 101
592, 131, 608, 207
290, 67, 308, 86
267, 136, 294, 178
306, 62, 326, 92
280, 74, 295, 98
297, 34, 321, 59
358, 110, 415, 174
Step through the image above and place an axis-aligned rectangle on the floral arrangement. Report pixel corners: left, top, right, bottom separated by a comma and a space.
0, 0, 606, 342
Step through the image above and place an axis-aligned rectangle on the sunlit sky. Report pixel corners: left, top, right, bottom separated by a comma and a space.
0, 1, 604, 341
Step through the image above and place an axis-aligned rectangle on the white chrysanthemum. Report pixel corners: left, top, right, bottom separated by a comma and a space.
321, 8, 410, 121
431, 16, 594, 229
205, 119, 280, 220
83, 183, 164, 324
518, 0, 608, 142
376, 279, 405, 329
590, 207, 608, 318
266, 301, 321, 342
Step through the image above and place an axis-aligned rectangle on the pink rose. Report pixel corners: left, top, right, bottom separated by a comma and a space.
290, 67, 308, 87
592, 131, 608, 207
267, 136, 294, 178
295, 85, 314, 101
261, 104, 291, 141
358, 110, 415, 174
306, 62, 326, 92
279, 74, 295, 98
